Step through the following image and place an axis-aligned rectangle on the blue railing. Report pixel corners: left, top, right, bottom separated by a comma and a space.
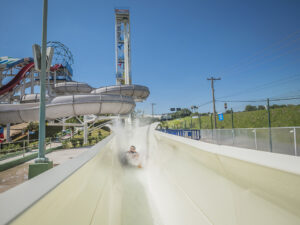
159, 129, 201, 140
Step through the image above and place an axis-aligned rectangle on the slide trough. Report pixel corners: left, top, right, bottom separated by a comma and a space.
0, 124, 300, 225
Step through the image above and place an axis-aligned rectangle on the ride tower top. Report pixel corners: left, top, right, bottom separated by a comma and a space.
115, 9, 131, 85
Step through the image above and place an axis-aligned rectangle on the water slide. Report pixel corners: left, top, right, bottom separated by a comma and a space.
0, 62, 34, 96
0, 60, 150, 124
0, 57, 30, 70
0, 58, 58, 96
0, 124, 299, 225
0, 94, 136, 124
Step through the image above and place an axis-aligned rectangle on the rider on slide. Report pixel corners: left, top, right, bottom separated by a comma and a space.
126, 145, 142, 168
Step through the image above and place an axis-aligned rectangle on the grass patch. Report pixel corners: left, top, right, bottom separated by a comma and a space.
162, 105, 300, 129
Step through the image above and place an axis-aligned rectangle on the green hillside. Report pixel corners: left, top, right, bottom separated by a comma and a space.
162, 105, 300, 129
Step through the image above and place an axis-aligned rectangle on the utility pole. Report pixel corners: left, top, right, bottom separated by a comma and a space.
207, 77, 221, 129
151, 103, 156, 117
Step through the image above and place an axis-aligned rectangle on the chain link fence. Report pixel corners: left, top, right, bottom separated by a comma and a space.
159, 127, 300, 156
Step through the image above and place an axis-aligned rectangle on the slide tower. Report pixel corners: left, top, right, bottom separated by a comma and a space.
115, 9, 131, 85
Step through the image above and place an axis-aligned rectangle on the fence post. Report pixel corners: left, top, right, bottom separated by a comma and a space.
253, 129, 257, 150
190, 116, 193, 129
267, 98, 272, 152
231, 108, 234, 129
198, 114, 201, 138
27, 130, 30, 147
198, 114, 202, 129
231, 108, 235, 145
23, 140, 25, 157
293, 127, 297, 156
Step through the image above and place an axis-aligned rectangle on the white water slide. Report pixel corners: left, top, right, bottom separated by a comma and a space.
0, 82, 149, 124
0, 124, 299, 225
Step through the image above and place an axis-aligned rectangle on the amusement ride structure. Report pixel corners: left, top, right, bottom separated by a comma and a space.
115, 9, 131, 85
0, 8, 300, 225
0, 9, 149, 141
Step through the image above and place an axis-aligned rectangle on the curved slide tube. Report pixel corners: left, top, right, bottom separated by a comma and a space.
0, 63, 149, 124
54, 82, 94, 95
92, 84, 150, 101
0, 125, 299, 225
54, 82, 150, 101
20, 94, 49, 103
0, 94, 135, 124
0, 62, 34, 96
0, 61, 67, 96
21, 83, 150, 103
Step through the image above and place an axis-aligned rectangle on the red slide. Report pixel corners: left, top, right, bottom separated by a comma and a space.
0, 62, 34, 96
0, 62, 64, 96
50, 64, 63, 71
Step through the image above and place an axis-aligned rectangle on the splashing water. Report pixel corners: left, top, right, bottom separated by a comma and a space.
111, 117, 149, 168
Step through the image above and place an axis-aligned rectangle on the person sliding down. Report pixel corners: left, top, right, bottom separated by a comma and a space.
126, 145, 142, 168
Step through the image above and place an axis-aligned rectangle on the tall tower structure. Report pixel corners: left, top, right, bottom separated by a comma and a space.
115, 9, 131, 85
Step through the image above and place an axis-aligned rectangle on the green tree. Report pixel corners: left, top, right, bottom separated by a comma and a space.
171, 108, 192, 119
258, 105, 265, 110
245, 105, 257, 111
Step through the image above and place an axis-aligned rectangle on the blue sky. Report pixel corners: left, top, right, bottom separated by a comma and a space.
1, 0, 300, 114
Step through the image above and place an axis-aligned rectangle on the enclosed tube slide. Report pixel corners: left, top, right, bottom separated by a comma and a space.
92, 85, 150, 101
0, 125, 299, 225
0, 94, 135, 124
0, 62, 150, 124
54, 82, 150, 101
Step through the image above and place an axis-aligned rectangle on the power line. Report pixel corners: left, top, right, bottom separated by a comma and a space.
226, 46, 300, 76
269, 91, 300, 99
217, 30, 300, 75
251, 55, 300, 79
270, 96, 300, 101
197, 100, 213, 108
217, 73, 300, 100
216, 96, 300, 103
217, 99, 266, 103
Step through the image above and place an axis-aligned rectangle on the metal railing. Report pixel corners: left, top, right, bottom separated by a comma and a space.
0, 138, 61, 154
160, 129, 201, 140
0, 138, 62, 162
0, 122, 110, 162
158, 127, 300, 156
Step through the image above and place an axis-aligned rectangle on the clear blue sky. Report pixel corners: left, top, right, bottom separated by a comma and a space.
1, 0, 300, 114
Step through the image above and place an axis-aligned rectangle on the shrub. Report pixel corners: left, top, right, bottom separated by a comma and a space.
62, 141, 73, 149
245, 105, 257, 111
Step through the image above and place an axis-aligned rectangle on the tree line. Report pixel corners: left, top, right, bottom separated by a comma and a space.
244, 104, 292, 111
167, 104, 297, 120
